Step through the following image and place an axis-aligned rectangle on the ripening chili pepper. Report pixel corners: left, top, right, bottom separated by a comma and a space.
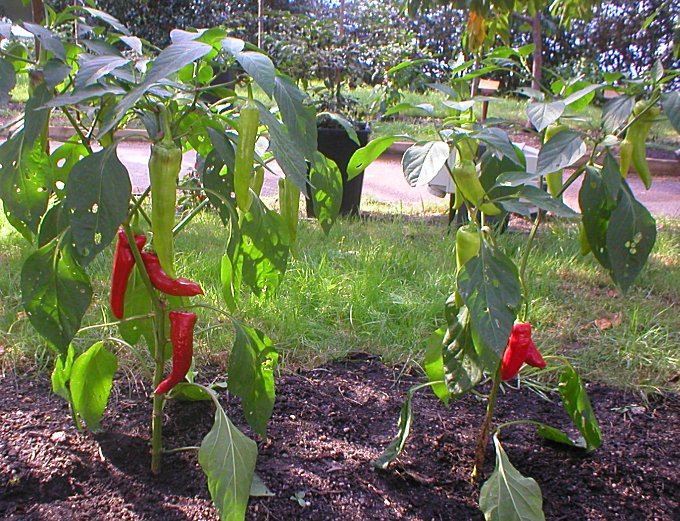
524, 340, 546, 369
149, 104, 182, 278
154, 311, 197, 395
234, 97, 260, 212
624, 100, 660, 190
543, 123, 568, 198
140, 251, 204, 297
110, 229, 147, 319
451, 159, 501, 215
500, 322, 533, 381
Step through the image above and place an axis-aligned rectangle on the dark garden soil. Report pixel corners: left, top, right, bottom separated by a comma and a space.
1, 354, 678, 521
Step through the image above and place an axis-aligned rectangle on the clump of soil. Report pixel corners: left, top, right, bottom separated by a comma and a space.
1, 354, 678, 520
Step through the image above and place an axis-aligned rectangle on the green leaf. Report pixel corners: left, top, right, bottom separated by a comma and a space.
442, 305, 484, 399
51, 344, 76, 402
45, 85, 126, 108
518, 186, 579, 218
240, 197, 290, 296
43, 59, 71, 89
457, 241, 521, 371
526, 101, 565, 132
258, 105, 308, 193
317, 112, 359, 145
199, 390, 258, 521
168, 382, 213, 401
661, 91, 680, 134
273, 74, 317, 158
117, 269, 155, 350
536, 131, 586, 176
536, 423, 584, 449
69, 341, 117, 431
372, 382, 431, 469
229, 321, 279, 437
474, 128, 521, 166
348, 135, 415, 180
479, 434, 545, 521
0, 58, 16, 106
75, 54, 131, 89
21, 239, 92, 355
235, 52, 275, 97
602, 95, 634, 133
423, 328, 449, 405
402, 141, 450, 187
562, 84, 601, 110
64, 145, 131, 265
308, 151, 342, 235
606, 182, 656, 292
558, 363, 602, 452
23, 23, 66, 61
579, 165, 616, 271
81, 7, 130, 35
199, 149, 236, 226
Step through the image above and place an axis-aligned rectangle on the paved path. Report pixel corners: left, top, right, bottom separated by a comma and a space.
112, 141, 680, 218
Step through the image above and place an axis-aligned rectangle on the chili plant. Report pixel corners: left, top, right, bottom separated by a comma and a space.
350, 46, 680, 519
0, 2, 344, 520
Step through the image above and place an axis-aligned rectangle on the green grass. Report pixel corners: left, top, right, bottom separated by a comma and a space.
1, 202, 678, 392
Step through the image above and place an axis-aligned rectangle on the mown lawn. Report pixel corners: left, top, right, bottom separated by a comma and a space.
1, 202, 678, 393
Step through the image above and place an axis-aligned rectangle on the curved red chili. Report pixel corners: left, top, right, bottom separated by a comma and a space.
140, 252, 204, 297
500, 322, 532, 381
110, 229, 147, 319
524, 340, 546, 369
154, 311, 197, 395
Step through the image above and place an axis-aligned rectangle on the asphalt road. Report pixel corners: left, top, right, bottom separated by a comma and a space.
110, 141, 680, 218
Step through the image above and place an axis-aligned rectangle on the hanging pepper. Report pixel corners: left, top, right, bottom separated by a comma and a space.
501, 322, 546, 380
543, 123, 568, 198
454, 224, 481, 306
140, 251, 204, 297
619, 100, 660, 189
234, 96, 260, 212
451, 159, 501, 215
110, 229, 147, 319
149, 104, 182, 277
153, 311, 197, 395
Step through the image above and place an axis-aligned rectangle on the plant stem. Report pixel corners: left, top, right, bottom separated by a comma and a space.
471, 365, 502, 481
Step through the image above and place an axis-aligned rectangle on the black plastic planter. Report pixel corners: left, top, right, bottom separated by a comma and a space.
307, 124, 371, 217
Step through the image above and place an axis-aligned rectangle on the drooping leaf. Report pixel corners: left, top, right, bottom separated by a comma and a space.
318, 111, 359, 144
563, 84, 601, 110
21, 239, 92, 355
81, 7, 130, 35
273, 74, 317, 158
199, 389, 258, 521
536, 423, 585, 449
75, 54, 130, 89
372, 382, 432, 469
235, 52, 275, 97
45, 85, 126, 108
69, 341, 118, 431
23, 23, 66, 61
579, 165, 617, 271
442, 305, 484, 398
64, 145, 131, 266
308, 151, 342, 235
518, 186, 579, 218
661, 91, 680, 134
606, 182, 656, 292
457, 241, 521, 371
474, 127, 521, 166
402, 141, 450, 187
43, 59, 71, 89
479, 434, 545, 521
558, 363, 602, 452
117, 269, 155, 351
0, 58, 16, 106
229, 321, 278, 437
536, 131, 586, 176
240, 196, 290, 296
169, 382, 213, 401
602, 95, 634, 133
348, 135, 415, 180
526, 101, 565, 132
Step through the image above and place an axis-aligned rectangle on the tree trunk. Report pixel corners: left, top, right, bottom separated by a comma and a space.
531, 13, 542, 91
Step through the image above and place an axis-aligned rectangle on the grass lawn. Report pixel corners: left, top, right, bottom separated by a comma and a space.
1, 201, 678, 393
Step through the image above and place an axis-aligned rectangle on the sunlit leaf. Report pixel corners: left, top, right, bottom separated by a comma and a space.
558, 363, 602, 452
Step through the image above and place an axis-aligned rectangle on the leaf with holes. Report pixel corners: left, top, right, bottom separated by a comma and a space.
21, 239, 92, 355
64, 145, 131, 266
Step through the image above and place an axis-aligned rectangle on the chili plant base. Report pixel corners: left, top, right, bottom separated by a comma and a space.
1, 356, 677, 521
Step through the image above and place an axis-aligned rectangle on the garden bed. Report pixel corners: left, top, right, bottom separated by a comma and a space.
1, 354, 678, 520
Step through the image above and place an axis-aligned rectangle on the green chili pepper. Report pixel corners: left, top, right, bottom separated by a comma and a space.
234, 98, 259, 212
278, 177, 300, 244
454, 224, 481, 306
149, 104, 182, 278
451, 159, 501, 215
543, 123, 568, 198
623, 100, 660, 190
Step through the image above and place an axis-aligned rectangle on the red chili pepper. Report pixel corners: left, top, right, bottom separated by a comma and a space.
140, 251, 204, 297
500, 322, 532, 381
110, 229, 147, 319
524, 340, 546, 369
154, 311, 197, 394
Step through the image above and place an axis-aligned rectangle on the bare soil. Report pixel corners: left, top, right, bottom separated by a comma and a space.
1, 354, 678, 521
